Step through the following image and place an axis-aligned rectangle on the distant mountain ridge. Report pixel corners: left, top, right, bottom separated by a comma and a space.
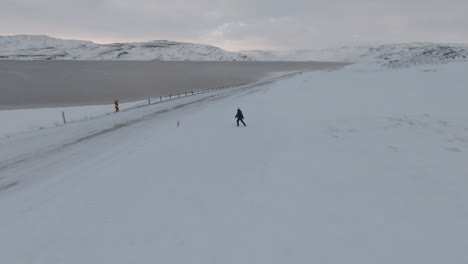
363, 43, 468, 68
0, 35, 252, 61
1, 35, 467, 68
244, 43, 468, 68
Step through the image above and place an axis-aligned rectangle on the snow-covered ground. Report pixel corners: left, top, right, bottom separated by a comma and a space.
0, 52, 467, 263
0, 35, 251, 61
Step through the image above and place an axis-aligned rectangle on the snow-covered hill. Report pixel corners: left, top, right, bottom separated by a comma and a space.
244, 43, 468, 68
242, 47, 369, 62
2, 35, 468, 67
0, 35, 252, 61
362, 43, 468, 68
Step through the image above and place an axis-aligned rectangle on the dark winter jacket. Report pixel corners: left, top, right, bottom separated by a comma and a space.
235, 110, 244, 120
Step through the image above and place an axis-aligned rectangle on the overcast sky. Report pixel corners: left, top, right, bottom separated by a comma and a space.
2, 0, 467, 51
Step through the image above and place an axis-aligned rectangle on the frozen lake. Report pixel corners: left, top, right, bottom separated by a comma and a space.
0, 61, 349, 109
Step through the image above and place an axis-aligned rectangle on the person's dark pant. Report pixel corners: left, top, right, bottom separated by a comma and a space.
237, 119, 246, 126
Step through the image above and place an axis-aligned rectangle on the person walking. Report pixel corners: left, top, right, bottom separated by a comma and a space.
235, 108, 246, 127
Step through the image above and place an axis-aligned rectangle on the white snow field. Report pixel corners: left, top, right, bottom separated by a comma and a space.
0, 61, 468, 264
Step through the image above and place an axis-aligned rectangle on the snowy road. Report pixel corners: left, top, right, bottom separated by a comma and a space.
0, 64, 467, 264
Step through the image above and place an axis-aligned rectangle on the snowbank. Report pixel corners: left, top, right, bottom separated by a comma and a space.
0, 100, 141, 139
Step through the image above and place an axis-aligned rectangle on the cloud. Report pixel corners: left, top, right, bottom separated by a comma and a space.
1, 0, 467, 50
